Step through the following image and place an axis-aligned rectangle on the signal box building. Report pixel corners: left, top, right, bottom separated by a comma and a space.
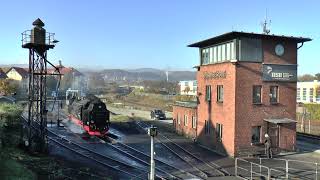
173, 31, 311, 156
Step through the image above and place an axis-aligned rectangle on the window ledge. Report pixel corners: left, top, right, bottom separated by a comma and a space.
270, 102, 279, 105
216, 101, 223, 104
251, 142, 263, 146
253, 103, 262, 105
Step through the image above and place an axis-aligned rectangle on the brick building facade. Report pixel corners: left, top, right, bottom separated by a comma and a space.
173, 102, 197, 139
173, 31, 311, 156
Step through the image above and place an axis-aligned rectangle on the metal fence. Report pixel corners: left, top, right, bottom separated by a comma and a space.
235, 158, 319, 180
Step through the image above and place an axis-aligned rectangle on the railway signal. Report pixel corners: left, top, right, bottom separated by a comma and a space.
148, 125, 158, 180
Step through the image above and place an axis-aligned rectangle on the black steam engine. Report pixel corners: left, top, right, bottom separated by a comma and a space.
68, 94, 110, 136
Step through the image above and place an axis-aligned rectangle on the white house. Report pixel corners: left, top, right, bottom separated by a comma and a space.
179, 80, 197, 96
297, 80, 320, 104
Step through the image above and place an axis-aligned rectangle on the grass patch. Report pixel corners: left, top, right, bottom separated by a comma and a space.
0, 104, 111, 179
0, 150, 35, 180
111, 114, 150, 122
111, 115, 131, 122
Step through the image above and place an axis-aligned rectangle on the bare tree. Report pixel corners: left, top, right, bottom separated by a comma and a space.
298, 74, 315, 82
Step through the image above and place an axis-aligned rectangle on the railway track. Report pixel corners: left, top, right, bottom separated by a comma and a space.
136, 121, 229, 179
103, 138, 197, 179
47, 129, 148, 179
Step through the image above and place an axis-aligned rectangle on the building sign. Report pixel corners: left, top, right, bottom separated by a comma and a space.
204, 71, 227, 80
262, 64, 297, 82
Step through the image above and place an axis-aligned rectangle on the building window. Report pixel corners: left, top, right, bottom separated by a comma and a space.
302, 88, 307, 101
253, 85, 262, 104
193, 81, 197, 86
270, 86, 278, 104
209, 48, 213, 63
184, 81, 188, 86
310, 88, 314, 102
297, 88, 301, 101
221, 44, 226, 61
213, 46, 217, 63
205, 120, 210, 134
192, 116, 197, 129
217, 85, 223, 103
226, 43, 231, 60
201, 41, 235, 65
217, 46, 221, 62
251, 126, 261, 144
178, 114, 181, 125
205, 85, 211, 101
204, 49, 210, 64
216, 123, 223, 140
184, 115, 188, 126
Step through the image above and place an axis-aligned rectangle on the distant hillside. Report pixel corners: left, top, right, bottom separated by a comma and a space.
0, 64, 197, 82
0, 64, 28, 72
97, 68, 196, 82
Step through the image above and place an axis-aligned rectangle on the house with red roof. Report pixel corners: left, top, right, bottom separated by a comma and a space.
6, 67, 29, 92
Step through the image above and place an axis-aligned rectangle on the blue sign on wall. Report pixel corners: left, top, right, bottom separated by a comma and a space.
262, 64, 297, 82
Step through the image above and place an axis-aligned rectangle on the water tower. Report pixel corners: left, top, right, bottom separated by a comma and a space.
21, 18, 58, 152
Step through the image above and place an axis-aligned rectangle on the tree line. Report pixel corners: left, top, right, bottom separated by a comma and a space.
298, 73, 320, 82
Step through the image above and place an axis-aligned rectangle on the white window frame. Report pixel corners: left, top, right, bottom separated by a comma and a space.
310, 88, 314, 102
230, 41, 235, 60
226, 43, 231, 60
303, 88, 307, 101
184, 115, 188, 126
221, 44, 226, 61
192, 116, 197, 129
217, 46, 221, 62
213, 46, 217, 63
217, 85, 223, 103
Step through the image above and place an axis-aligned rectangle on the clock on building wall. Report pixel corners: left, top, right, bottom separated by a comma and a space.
275, 44, 285, 56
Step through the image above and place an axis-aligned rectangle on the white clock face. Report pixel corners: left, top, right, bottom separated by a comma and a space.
275, 44, 285, 56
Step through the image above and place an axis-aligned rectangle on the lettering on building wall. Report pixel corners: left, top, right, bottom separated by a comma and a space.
262, 64, 297, 82
203, 71, 227, 80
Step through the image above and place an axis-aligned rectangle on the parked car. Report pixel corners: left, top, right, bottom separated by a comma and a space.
150, 109, 166, 120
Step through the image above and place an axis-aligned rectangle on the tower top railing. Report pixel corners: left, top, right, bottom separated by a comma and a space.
21, 30, 56, 47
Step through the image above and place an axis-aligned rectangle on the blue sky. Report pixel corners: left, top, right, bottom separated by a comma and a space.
0, 0, 319, 74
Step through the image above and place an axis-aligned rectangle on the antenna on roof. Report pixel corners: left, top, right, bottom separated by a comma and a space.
261, 9, 271, 34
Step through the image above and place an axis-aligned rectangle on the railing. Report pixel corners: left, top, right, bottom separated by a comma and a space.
235, 157, 319, 180
21, 30, 56, 46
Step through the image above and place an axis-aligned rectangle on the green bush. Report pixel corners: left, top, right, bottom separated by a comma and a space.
0, 103, 23, 148
0, 103, 23, 126
304, 104, 320, 120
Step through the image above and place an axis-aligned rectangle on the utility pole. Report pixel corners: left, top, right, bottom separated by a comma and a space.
148, 126, 158, 180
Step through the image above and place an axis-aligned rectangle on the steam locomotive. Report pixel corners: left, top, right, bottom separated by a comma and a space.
67, 94, 110, 137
